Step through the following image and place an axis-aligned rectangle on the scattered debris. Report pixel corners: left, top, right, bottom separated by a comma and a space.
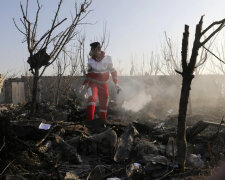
0, 102, 225, 179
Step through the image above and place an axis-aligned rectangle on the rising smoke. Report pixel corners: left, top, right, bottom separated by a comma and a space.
115, 75, 225, 119
116, 78, 152, 112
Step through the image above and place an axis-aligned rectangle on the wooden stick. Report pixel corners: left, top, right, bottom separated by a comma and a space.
203, 46, 225, 64
0, 136, 5, 152
0, 159, 15, 176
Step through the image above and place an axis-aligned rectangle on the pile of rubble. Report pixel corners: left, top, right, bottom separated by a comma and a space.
0, 102, 225, 179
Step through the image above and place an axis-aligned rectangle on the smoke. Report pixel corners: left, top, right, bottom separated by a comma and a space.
122, 89, 152, 112
117, 78, 152, 112
112, 75, 225, 119
114, 75, 225, 121
114, 76, 181, 117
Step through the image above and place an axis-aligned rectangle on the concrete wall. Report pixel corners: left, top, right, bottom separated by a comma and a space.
12, 82, 25, 104
1, 78, 25, 104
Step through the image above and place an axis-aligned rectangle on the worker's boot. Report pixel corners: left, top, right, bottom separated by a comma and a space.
94, 118, 106, 129
84, 120, 95, 130
84, 118, 106, 133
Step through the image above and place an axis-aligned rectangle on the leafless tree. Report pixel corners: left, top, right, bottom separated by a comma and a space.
194, 47, 208, 75
176, 16, 225, 171
90, 22, 110, 51
57, 43, 84, 101
208, 37, 225, 75
129, 52, 163, 76
141, 54, 145, 76
161, 32, 181, 75
194, 37, 216, 75
54, 50, 70, 105
116, 59, 124, 76
162, 32, 212, 75
129, 55, 136, 76
129, 54, 144, 76
98, 22, 110, 51
14, 0, 92, 113
77, 34, 86, 75
147, 52, 163, 75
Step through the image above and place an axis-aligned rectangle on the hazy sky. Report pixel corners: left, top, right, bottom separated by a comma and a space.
1, 0, 225, 75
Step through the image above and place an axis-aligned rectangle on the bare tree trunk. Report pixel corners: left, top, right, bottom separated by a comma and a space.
176, 16, 225, 171
177, 76, 193, 170
31, 68, 39, 113
176, 21, 200, 171
188, 95, 192, 115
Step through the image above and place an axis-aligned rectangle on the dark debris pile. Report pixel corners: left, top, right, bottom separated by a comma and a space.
0, 102, 224, 180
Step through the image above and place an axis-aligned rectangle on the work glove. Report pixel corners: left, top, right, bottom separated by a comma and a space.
80, 84, 87, 92
115, 84, 122, 94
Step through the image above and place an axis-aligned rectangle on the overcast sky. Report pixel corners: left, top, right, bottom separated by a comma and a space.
1, 0, 225, 76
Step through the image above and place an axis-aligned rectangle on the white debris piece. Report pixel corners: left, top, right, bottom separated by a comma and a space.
168, 109, 174, 114
153, 122, 165, 129
133, 162, 141, 169
38, 123, 51, 130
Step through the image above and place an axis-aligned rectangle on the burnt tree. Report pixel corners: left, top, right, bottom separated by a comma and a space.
176, 16, 225, 171
14, 0, 92, 113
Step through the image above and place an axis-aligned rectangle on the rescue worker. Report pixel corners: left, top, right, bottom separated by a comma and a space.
83, 42, 121, 127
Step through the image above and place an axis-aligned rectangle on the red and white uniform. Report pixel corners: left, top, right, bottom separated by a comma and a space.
84, 53, 118, 121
